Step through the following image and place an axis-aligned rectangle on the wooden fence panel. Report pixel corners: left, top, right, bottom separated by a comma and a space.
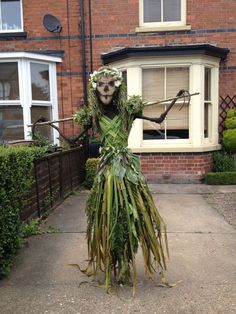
21, 146, 86, 220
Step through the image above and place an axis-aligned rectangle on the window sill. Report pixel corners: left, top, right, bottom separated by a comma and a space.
0, 32, 27, 40
135, 25, 191, 33
130, 144, 221, 153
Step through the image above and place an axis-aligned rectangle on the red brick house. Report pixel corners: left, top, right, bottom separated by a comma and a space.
0, 0, 235, 182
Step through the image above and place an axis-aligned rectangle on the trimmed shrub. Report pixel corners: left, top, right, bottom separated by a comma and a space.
205, 172, 236, 185
0, 146, 46, 278
225, 117, 236, 130
226, 108, 236, 119
223, 129, 236, 153
212, 151, 235, 172
84, 158, 99, 188
223, 108, 236, 153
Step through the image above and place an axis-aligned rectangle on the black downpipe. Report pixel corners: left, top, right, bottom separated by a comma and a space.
80, 0, 87, 104
88, 0, 93, 73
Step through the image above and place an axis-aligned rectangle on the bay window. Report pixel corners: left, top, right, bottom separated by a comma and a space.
103, 46, 225, 153
0, 52, 61, 144
0, 0, 23, 32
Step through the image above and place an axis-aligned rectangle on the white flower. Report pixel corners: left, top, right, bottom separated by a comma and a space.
92, 82, 97, 89
114, 80, 121, 87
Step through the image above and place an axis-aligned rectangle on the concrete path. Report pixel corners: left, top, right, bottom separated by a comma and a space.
0, 185, 236, 314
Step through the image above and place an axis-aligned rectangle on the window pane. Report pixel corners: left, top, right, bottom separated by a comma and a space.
1, 0, 22, 30
142, 68, 165, 133
142, 67, 189, 140
163, 0, 181, 22
204, 103, 209, 138
144, 0, 161, 23
0, 62, 19, 100
142, 68, 164, 101
204, 68, 211, 101
166, 67, 189, 98
0, 105, 24, 143
31, 63, 50, 101
166, 102, 189, 134
31, 106, 52, 139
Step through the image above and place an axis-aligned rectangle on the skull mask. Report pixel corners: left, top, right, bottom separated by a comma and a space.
96, 76, 117, 105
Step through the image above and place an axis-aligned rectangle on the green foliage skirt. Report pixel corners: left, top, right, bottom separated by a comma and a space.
83, 145, 169, 292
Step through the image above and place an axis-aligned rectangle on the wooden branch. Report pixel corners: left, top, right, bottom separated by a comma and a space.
27, 117, 73, 127
145, 92, 200, 107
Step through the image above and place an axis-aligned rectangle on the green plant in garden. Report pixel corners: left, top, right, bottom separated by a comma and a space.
223, 108, 236, 153
84, 158, 99, 188
212, 151, 234, 172
21, 219, 42, 237
29, 131, 58, 153
0, 146, 46, 278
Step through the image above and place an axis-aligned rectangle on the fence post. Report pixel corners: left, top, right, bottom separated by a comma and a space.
33, 160, 41, 218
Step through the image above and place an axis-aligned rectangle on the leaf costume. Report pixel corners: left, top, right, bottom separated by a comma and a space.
74, 67, 168, 293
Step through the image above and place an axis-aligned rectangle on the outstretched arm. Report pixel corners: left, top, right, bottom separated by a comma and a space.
31, 116, 91, 146
137, 89, 189, 124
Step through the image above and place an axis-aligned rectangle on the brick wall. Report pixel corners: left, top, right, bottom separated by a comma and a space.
139, 152, 213, 183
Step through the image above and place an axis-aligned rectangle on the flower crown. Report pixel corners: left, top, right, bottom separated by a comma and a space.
89, 66, 123, 90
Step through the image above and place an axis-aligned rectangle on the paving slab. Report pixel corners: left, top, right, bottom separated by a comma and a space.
0, 184, 235, 314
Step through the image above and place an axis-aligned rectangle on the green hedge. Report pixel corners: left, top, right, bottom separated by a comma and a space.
212, 151, 235, 172
205, 172, 236, 185
0, 146, 46, 278
84, 158, 99, 188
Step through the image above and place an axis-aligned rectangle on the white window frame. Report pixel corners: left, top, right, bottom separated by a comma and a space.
0, 0, 24, 33
0, 52, 62, 144
108, 55, 220, 153
137, 0, 191, 32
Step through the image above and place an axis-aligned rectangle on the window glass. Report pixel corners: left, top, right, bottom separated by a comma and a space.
31, 63, 50, 101
163, 0, 181, 22
31, 106, 52, 139
142, 67, 189, 140
204, 68, 211, 101
144, 0, 161, 23
204, 68, 212, 138
0, 105, 24, 143
0, 62, 19, 100
143, 0, 181, 23
166, 67, 189, 98
1, 0, 22, 31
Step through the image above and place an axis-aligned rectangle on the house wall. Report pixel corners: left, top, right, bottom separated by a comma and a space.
139, 152, 213, 183
0, 0, 235, 182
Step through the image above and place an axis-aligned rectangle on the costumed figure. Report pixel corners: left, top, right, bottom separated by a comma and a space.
74, 66, 187, 293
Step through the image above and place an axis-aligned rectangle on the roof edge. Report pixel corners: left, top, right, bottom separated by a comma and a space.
102, 44, 230, 64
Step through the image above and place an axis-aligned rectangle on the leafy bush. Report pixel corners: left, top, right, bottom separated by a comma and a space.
223, 108, 236, 153
206, 172, 236, 185
84, 158, 99, 188
223, 129, 236, 153
226, 108, 236, 119
0, 146, 46, 278
225, 117, 236, 129
212, 151, 235, 172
